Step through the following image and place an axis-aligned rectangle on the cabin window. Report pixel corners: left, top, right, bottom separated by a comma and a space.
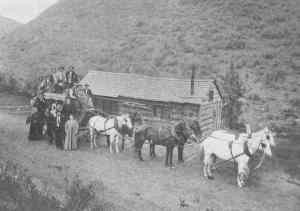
101, 99, 119, 114
153, 105, 170, 120
209, 90, 214, 101
153, 105, 162, 118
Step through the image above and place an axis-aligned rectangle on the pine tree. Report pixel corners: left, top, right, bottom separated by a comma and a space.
221, 61, 245, 129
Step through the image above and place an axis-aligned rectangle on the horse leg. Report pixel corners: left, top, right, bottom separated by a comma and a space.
115, 135, 120, 154
152, 144, 156, 157
138, 149, 144, 161
203, 163, 208, 178
165, 146, 170, 167
109, 135, 113, 153
89, 128, 94, 149
106, 135, 110, 148
207, 155, 214, 180
150, 142, 154, 158
237, 161, 249, 187
93, 130, 98, 148
121, 136, 125, 151
178, 144, 184, 163
204, 153, 214, 180
170, 146, 174, 168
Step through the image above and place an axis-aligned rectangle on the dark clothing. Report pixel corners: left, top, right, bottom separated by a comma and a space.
62, 103, 76, 118
33, 97, 47, 113
53, 84, 64, 93
54, 113, 66, 149
45, 113, 56, 144
65, 71, 78, 87
26, 112, 44, 141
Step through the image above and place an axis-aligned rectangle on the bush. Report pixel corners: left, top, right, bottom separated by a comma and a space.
0, 160, 107, 211
63, 175, 96, 211
220, 61, 246, 129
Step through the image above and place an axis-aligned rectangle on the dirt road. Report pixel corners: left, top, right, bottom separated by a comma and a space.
0, 103, 299, 210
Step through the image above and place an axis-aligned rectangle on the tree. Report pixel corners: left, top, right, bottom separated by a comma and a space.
221, 61, 245, 129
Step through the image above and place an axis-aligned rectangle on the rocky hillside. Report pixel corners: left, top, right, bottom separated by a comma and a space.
0, 16, 21, 38
0, 0, 299, 128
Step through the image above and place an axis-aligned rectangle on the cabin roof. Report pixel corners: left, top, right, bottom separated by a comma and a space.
80, 70, 222, 105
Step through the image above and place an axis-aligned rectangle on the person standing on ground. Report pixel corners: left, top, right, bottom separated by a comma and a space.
64, 114, 79, 150
54, 104, 65, 149
45, 106, 56, 145
62, 97, 76, 118
26, 107, 44, 141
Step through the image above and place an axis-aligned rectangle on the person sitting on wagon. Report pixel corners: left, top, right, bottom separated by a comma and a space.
65, 66, 78, 88
53, 66, 66, 93
83, 83, 94, 108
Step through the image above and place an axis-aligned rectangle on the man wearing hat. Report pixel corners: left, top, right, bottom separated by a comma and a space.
53, 66, 66, 93
65, 66, 78, 88
84, 83, 94, 107
54, 103, 66, 149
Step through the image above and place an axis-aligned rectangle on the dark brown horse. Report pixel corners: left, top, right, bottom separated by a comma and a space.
134, 120, 201, 167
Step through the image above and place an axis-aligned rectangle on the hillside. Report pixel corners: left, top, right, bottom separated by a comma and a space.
0, 16, 21, 38
0, 0, 299, 128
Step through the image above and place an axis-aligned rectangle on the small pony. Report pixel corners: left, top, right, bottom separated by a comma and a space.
88, 114, 133, 153
200, 127, 275, 187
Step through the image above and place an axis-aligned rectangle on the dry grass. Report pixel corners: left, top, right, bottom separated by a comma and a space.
0, 160, 110, 211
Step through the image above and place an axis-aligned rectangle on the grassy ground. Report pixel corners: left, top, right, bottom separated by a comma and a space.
0, 92, 299, 211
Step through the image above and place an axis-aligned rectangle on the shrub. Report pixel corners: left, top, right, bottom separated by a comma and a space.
63, 175, 96, 211
0, 160, 107, 211
220, 61, 246, 129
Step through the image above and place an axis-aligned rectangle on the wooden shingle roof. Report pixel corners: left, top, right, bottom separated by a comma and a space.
80, 71, 221, 104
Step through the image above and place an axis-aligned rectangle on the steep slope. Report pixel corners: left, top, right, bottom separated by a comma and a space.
0, 0, 299, 127
0, 16, 21, 38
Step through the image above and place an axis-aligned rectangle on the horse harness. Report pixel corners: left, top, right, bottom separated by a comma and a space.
228, 140, 252, 165
212, 136, 266, 170
96, 117, 120, 134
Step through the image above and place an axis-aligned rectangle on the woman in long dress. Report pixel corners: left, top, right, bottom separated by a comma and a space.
26, 107, 44, 140
64, 114, 79, 150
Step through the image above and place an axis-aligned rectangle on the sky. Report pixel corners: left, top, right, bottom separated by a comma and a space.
0, 0, 58, 23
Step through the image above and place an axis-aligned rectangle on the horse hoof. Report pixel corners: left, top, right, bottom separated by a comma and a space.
208, 176, 214, 180
177, 160, 184, 164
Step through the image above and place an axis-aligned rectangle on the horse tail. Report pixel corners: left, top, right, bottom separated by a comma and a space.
199, 143, 205, 162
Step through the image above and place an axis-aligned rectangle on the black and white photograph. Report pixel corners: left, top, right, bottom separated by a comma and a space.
0, 0, 299, 210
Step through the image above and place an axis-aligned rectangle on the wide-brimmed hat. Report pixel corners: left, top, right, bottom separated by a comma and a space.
58, 66, 65, 71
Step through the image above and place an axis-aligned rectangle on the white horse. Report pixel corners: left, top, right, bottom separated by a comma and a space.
200, 127, 275, 187
88, 114, 133, 153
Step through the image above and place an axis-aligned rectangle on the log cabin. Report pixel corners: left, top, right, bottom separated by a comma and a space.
80, 70, 223, 136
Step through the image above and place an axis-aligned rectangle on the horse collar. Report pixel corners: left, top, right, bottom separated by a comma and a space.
243, 141, 252, 158
114, 117, 119, 131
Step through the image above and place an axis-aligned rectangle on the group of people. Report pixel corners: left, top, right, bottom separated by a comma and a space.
26, 66, 92, 151
26, 95, 80, 151
38, 65, 79, 94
